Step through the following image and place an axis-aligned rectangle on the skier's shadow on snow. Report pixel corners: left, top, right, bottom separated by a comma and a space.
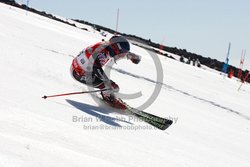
66, 99, 132, 127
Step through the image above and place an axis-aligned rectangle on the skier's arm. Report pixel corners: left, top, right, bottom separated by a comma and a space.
92, 53, 109, 81
127, 52, 141, 64
92, 53, 118, 92
93, 64, 109, 82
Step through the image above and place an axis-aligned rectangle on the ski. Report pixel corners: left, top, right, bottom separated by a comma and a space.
123, 104, 173, 130
98, 96, 173, 130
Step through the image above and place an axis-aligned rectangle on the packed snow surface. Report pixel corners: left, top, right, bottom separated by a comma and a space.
0, 3, 250, 167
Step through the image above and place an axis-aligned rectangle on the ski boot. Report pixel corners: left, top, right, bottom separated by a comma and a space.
101, 92, 127, 110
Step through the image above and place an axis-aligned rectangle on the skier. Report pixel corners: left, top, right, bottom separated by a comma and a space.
70, 35, 141, 109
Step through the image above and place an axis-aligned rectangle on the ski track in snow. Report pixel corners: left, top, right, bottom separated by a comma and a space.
110, 66, 250, 120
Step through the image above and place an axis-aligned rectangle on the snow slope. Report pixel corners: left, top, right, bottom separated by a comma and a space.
1, 3, 250, 167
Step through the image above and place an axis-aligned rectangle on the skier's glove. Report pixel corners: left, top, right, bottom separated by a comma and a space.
127, 53, 141, 64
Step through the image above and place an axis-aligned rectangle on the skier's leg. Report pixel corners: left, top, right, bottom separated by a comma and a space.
71, 68, 125, 109
94, 78, 118, 102
70, 67, 88, 85
96, 80, 126, 110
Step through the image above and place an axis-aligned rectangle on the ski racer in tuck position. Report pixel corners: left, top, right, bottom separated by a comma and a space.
70, 35, 141, 110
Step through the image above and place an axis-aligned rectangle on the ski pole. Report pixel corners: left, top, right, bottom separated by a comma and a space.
42, 89, 109, 99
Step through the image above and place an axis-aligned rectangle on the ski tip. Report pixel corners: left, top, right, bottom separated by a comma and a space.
42, 96, 47, 99
161, 120, 173, 130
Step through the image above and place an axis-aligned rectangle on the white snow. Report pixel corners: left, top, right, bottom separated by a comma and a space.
1, 3, 250, 167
